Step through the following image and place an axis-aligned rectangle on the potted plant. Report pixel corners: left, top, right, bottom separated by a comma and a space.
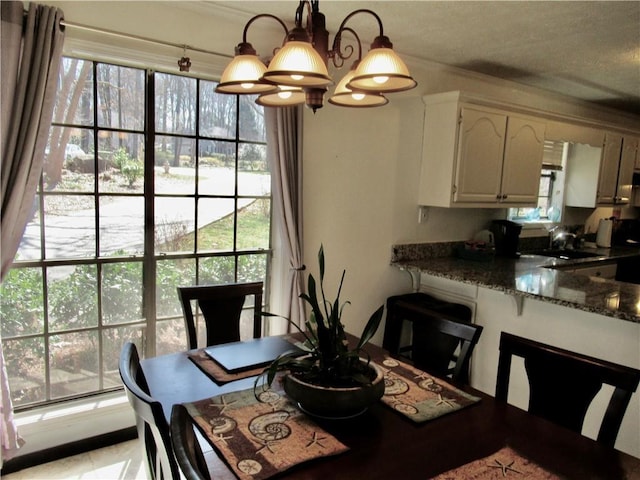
257, 245, 385, 419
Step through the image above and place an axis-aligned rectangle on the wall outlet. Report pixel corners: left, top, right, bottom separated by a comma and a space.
418, 206, 429, 224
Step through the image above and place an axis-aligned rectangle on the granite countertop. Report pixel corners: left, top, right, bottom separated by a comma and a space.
391, 243, 640, 323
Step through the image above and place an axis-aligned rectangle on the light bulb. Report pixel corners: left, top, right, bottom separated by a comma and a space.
351, 93, 365, 101
278, 91, 293, 99
373, 76, 389, 84
241, 83, 254, 89
291, 74, 304, 81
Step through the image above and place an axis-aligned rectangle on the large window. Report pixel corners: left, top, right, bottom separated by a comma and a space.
0, 58, 271, 409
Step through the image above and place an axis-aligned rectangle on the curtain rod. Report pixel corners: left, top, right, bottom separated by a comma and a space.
60, 19, 233, 59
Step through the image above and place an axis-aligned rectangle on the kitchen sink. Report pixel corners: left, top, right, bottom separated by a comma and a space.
526, 249, 604, 260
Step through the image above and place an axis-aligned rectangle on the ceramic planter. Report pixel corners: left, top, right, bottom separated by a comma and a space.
283, 361, 385, 419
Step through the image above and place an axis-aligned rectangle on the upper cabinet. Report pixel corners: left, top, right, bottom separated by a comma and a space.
418, 92, 545, 208
597, 133, 624, 204
566, 133, 637, 207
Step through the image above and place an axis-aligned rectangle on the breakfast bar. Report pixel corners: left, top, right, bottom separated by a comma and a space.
391, 242, 640, 322
391, 241, 640, 459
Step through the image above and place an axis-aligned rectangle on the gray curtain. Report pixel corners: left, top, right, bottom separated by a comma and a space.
266, 106, 305, 330
1, 1, 65, 282
0, 1, 65, 463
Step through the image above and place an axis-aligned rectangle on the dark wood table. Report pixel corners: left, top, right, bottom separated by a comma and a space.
141, 341, 640, 480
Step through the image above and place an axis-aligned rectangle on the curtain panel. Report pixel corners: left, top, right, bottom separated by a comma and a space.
0, 1, 65, 463
266, 106, 305, 330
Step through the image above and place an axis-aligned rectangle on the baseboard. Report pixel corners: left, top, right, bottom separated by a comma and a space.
0, 426, 137, 475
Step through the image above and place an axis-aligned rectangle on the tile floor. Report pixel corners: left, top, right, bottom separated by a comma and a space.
2, 440, 146, 480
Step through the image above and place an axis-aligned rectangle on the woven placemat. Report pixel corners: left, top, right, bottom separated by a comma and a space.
376, 355, 481, 423
188, 349, 264, 385
432, 446, 561, 479
188, 335, 304, 385
184, 385, 348, 480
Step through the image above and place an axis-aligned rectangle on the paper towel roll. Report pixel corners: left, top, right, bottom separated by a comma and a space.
596, 219, 613, 248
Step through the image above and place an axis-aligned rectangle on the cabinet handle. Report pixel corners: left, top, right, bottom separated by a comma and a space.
503, 194, 508, 200
595, 271, 601, 276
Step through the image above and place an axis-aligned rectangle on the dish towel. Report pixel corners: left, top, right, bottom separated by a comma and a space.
377, 355, 481, 423
183, 384, 348, 480
432, 446, 561, 479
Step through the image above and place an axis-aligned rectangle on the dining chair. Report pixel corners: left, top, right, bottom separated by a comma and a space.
177, 281, 263, 349
383, 292, 481, 383
495, 332, 640, 448
119, 342, 179, 480
170, 404, 209, 480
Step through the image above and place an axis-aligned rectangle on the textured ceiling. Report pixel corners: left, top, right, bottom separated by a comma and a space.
209, 1, 640, 116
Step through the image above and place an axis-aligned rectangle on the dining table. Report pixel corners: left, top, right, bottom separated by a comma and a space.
140, 335, 640, 480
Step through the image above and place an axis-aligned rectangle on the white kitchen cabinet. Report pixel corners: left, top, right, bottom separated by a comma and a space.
453, 106, 506, 203
615, 136, 638, 204
566, 133, 636, 207
597, 133, 624, 204
418, 92, 545, 207
501, 115, 547, 203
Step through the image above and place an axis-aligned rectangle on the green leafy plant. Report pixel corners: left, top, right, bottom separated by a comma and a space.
258, 245, 384, 391
120, 158, 143, 187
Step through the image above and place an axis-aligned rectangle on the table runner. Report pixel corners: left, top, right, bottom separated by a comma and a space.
432, 446, 561, 479
184, 385, 349, 480
376, 355, 481, 423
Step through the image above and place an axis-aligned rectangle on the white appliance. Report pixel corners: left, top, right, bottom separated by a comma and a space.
596, 218, 613, 248
473, 229, 494, 246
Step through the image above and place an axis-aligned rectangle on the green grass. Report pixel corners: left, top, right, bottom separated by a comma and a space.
166, 199, 270, 252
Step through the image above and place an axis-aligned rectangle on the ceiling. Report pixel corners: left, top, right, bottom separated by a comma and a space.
209, 1, 640, 116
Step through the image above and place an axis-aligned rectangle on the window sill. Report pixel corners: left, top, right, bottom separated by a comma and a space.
511, 221, 556, 238
13, 391, 134, 458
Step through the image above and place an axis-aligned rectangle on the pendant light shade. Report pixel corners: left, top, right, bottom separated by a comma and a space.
216, 42, 276, 94
329, 66, 388, 107
347, 44, 417, 93
256, 86, 306, 107
262, 40, 332, 88
216, 4, 417, 110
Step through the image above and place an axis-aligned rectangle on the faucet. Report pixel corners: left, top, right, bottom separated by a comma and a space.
547, 225, 560, 249
553, 231, 577, 250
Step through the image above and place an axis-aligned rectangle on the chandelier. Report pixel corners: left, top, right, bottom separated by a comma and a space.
215, 0, 417, 112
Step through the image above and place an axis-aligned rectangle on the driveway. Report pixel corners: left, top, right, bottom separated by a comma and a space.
17, 166, 270, 260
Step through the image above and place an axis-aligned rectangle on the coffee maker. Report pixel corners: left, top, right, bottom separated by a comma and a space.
490, 220, 522, 258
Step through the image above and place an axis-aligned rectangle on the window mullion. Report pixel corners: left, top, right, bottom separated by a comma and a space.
143, 70, 157, 358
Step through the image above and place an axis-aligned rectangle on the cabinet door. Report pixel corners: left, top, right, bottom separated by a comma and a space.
597, 133, 623, 204
454, 107, 507, 203
500, 116, 545, 204
616, 136, 638, 203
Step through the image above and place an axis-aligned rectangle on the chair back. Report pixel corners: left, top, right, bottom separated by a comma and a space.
170, 404, 209, 480
177, 282, 263, 349
119, 342, 179, 480
495, 332, 640, 448
383, 293, 481, 383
